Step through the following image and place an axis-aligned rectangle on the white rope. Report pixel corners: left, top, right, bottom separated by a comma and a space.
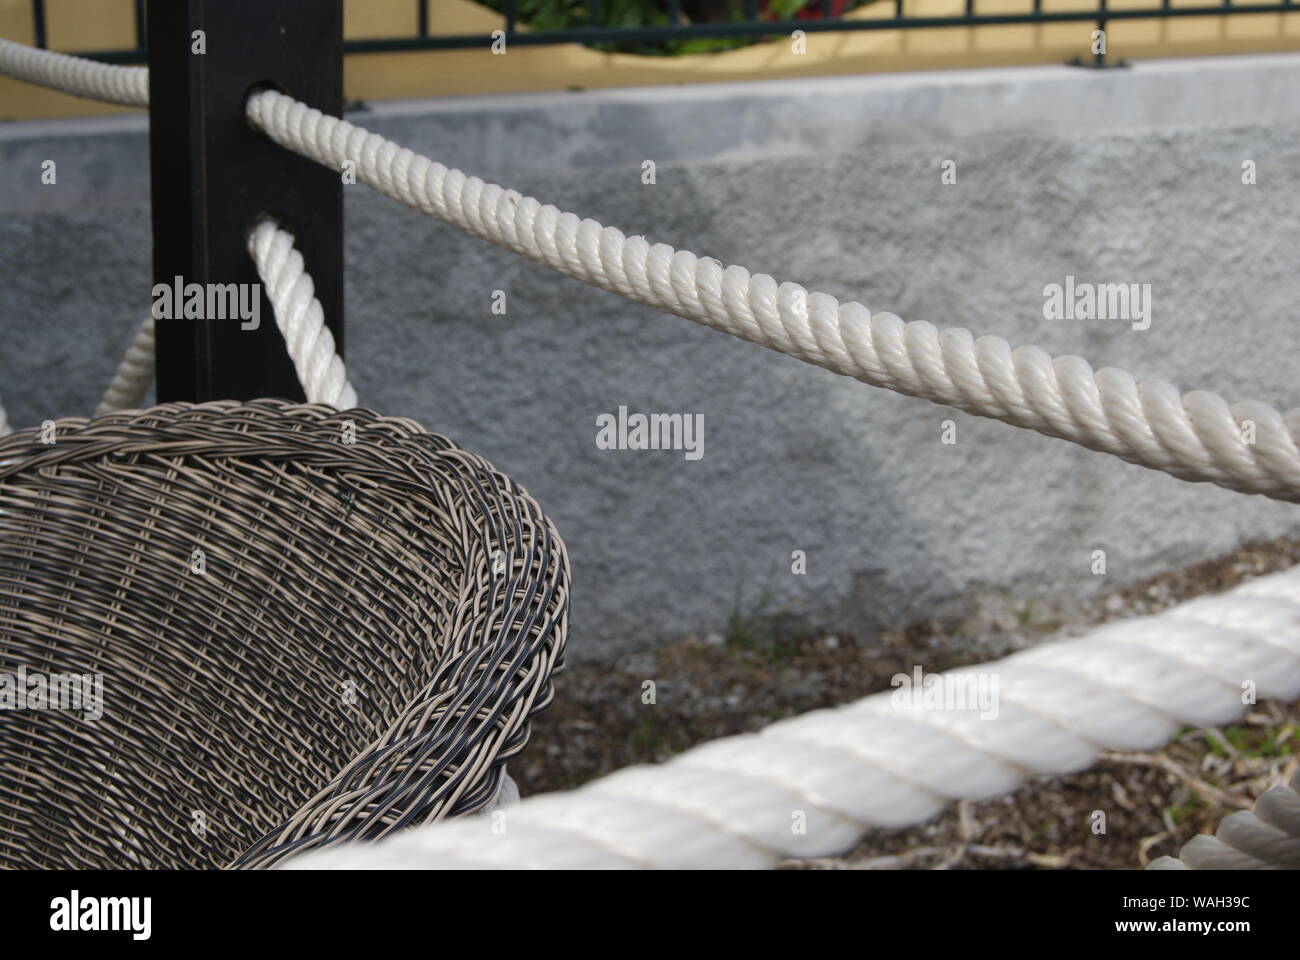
0, 395, 10, 438
3, 40, 1300, 501
0, 37, 147, 107
90, 223, 357, 418
96, 315, 155, 416
247, 88, 1300, 504
12, 289, 345, 428
1148, 769, 1300, 869
283, 565, 1300, 869
3, 38, 1298, 502
247, 219, 357, 410
0, 39, 355, 413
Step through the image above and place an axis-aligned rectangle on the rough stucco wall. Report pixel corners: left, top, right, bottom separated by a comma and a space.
2, 58, 1300, 663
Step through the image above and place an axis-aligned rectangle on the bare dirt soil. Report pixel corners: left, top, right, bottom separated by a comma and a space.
514, 538, 1300, 869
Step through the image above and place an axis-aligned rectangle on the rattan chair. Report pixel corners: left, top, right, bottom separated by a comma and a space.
0, 399, 568, 869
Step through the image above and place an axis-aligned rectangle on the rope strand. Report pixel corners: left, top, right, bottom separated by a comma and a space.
0, 37, 146, 107
96, 314, 155, 416
247, 219, 357, 410
0, 39, 1296, 501
286, 565, 1300, 869
243, 88, 1300, 503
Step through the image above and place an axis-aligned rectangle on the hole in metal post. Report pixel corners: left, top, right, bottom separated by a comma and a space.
242, 80, 284, 130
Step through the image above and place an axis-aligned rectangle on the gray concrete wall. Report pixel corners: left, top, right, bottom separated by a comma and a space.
3, 55, 1300, 662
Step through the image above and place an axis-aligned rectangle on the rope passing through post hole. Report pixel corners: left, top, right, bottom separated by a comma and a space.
242, 88, 1300, 504
0, 38, 1297, 503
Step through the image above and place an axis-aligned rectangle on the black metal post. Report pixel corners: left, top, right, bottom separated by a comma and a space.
31, 0, 46, 49
1095, 0, 1108, 66
148, 0, 343, 403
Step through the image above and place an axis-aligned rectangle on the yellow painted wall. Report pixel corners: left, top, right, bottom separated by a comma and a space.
3, 0, 1300, 120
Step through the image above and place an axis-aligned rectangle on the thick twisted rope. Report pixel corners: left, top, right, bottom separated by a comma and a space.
0, 37, 146, 107
99, 223, 355, 413
0, 43, 353, 412
284, 565, 1300, 869
96, 314, 154, 416
1148, 769, 1300, 869
2, 37, 1298, 501
245, 89, 1300, 504
247, 219, 357, 409
28, 220, 353, 429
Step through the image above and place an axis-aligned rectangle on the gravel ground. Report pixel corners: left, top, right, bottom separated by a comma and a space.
513, 537, 1300, 869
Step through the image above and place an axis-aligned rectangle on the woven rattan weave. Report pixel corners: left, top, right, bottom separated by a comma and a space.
0, 400, 568, 868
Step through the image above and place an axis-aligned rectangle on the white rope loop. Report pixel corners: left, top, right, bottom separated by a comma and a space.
5, 215, 355, 430
245, 88, 1300, 503
87, 221, 356, 421
0, 41, 352, 412
247, 219, 357, 410
284, 565, 1300, 869
0, 37, 147, 107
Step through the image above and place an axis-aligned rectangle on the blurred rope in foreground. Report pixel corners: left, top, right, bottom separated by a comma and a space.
286, 567, 1300, 868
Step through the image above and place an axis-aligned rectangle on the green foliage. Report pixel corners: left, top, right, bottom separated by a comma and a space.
1205, 723, 1296, 759
479, 0, 673, 33
475, 1, 868, 57
1015, 598, 1033, 626
724, 570, 802, 660
768, 0, 810, 16
1164, 794, 1204, 826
